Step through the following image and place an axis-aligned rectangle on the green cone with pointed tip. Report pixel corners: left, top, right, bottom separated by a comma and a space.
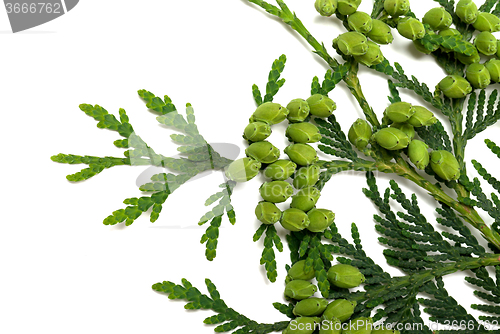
286, 122, 322, 143
407, 106, 437, 127
322, 299, 357, 322
264, 160, 297, 180
348, 11, 372, 34
307, 208, 335, 233
334, 32, 369, 56
371, 327, 400, 333
307, 94, 337, 117
354, 40, 384, 67
348, 118, 372, 150
285, 143, 319, 166
343, 317, 373, 334
255, 201, 282, 225
397, 17, 425, 40
293, 298, 329, 317
455, 44, 480, 65
225, 158, 261, 182
259, 181, 294, 203
423, 7, 452, 31
337, 0, 361, 15
290, 186, 321, 212
384, 0, 409, 16
281, 208, 311, 232
485, 59, 500, 82
284, 280, 318, 300
438, 75, 472, 99
390, 123, 415, 141
384, 102, 415, 123
430, 150, 461, 181
408, 140, 430, 170
373, 127, 410, 150
293, 165, 321, 189
319, 317, 342, 334
245, 141, 280, 164
456, 0, 478, 24
283, 317, 321, 334
315, 0, 338, 17
243, 121, 272, 142
466, 63, 491, 89
367, 19, 393, 44
287, 260, 316, 281
287, 98, 311, 123
249, 102, 289, 124
327, 264, 366, 289
475, 31, 497, 56
472, 12, 500, 32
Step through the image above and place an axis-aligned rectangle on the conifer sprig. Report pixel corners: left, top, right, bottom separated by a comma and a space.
152, 278, 289, 333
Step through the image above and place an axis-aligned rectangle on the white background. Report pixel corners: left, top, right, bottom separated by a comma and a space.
1, 0, 500, 333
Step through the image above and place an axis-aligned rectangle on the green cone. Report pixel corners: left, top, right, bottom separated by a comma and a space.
225, 158, 261, 182
397, 17, 425, 40
255, 201, 282, 225
348, 11, 373, 34
407, 140, 430, 170
348, 118, 372, 150
430, 150, 461, 181
367, 19, 393, 44
334, 32, 369, 56
287, 260, 316, 281
485, 59, 500, 82
307, 208, 335, 233
246, 141, 280, 164
373, 127, 410, 150
327, 264, 366, 288
322, 299, 357, 322
293, 165, 321, 189
407, 106, 437, 127
286, 122, 322, 143
287, 98, 311, 123
466, 63, 491, 89
474, 31, 497, 56
284, 280, 318, 300
307, 94, 337, 117
384, 0, 409, 17
384, 102, 415, 123
315, 0, 338, 17
354, 40, 384, 67
472, 12, 500, 32
456, 0, 478, 24
249, 102, 288, 124
243, 122, 272, 142
437, 75, 472, 99
265, 160, 297, 180
285, 143, 319, 166
293, 298, 329, 317
337, 0, 361, 15
259, 181, 294, 203
290, 186, 321, 212
422, 7, 452, 31
281, 208, 311, 232
390, 123, 415, 141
